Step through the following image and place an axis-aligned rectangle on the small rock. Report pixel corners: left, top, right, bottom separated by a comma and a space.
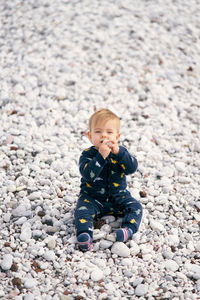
12, 277, 22, 290
0, 290, 5, 297
68, 236, 77, 244
99, 240, 113, 249
60, 295, 73, 300
106, 233, 116, 242
12, 205, 32, 217
24, 278, 37, 289
111, 242, 130, 257
165, 259, 179, 272
91, 268, 104, 281
139, 190, 147, 198
150, 219, 165, 231
130, 240, 140, 256
132, 277, 144, 287
24, 293, 35, 300
167, 234, 180, 246
43, 250, 56, 261
20, 226, 32, 241
1, 254, 13, 270
175, 161, 186, 172
93, 231, 106, 241
45, 226, 59, 235
10, 262, 18, 272
56, 88, 67, 100
135, 284, 148, 296
121, 258, 133, 266
28, 192, 41, 201
48, 239, 56, 249
197, 279, 200, 292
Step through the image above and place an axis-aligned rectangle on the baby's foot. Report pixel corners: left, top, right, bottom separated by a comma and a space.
77, 232, 92, 252
116, 227, 133, 242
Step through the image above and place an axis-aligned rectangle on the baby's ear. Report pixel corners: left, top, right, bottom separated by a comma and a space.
87, 131, 92, 141
116, 133, 120, 140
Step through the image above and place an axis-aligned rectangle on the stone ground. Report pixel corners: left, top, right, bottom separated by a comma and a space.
0, 0, 200, 299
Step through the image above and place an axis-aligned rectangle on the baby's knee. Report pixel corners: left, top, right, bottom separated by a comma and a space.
75, 205, 94, 220
126, 199, 143, 213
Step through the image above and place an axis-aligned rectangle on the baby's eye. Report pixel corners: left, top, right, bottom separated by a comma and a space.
95, 130, 101, 133
108, 131, 113, 134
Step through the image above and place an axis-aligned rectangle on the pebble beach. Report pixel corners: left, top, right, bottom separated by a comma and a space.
0, 0, 200, 299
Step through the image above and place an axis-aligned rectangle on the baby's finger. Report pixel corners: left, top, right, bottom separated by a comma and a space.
106, 141, 113, 147
101, 139, 109, 145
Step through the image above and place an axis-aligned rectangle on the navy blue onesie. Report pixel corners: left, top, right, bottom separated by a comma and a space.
74, 145, 143, 238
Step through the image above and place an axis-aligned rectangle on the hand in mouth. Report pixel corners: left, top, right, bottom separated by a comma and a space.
100, 140, 112, 147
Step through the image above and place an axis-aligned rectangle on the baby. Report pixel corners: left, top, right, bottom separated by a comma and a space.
74, 108, 143, 251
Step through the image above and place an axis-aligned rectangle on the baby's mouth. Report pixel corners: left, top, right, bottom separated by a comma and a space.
100, 140, 112, 146
100, 139, 107, 144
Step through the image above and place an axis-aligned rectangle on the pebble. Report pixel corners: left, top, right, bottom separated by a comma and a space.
0, 1, 199, 299
12, 205, 32, 218
165, 260, 179, 272
24, 278, 37, 289
197, 279, 200, 292
0, 254, 13, 270
175, 162, 186, 173
48, 239, 57, 250
0, 290, 5, 297
43, 250, 56, 261
111, 242, 130, 257
121, 258, 133, 266
24, 293, 35, 300
150, 219, 165, 231
166, 234, 180, 247
20, 223, 32, 241
93, 231, 107, 241
129, 241, 140, 256
135, 284, 148, 296
90, 268, 104, 281
99, 240, 113, 249
132, 278, 144, 287
28, 192, 41, 201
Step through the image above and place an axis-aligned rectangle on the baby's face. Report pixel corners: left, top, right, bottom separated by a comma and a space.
88, 119, 120, 149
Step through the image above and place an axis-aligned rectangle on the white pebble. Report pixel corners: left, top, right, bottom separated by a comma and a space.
150, 219, 165, 231
90, 268, 104, 281
166, 234, 180, 246
175, 161, 186, 172
121, 258, 133, 266
28, 192, 41, 201
135, 284, 148, 296
165, 260, 179, 272
20, 227, 32, 241
99, 240, 113, 249
24, 293, 35, 300
130, 240, 140, 256
0, 254, 13, 270
111, 242, 130, 257
0, 290, 5, 297
43, 250, 56, 261
24, 278, 37, 289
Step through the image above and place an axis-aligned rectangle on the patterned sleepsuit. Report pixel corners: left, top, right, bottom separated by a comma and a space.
74, 145, 143, 239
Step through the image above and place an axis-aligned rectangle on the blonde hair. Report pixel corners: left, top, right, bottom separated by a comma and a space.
89, 108, 120, 131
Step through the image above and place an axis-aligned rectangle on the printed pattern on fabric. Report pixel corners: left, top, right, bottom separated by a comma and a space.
78, 145, 138, 199
75, 145, 143, 238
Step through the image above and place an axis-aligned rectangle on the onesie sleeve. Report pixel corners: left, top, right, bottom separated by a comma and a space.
114, 146, 138, 175
79, 148, 106, 181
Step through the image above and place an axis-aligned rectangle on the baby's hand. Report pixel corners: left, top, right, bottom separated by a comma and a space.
99, 139, 111, 159
108, 141, 119, 155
